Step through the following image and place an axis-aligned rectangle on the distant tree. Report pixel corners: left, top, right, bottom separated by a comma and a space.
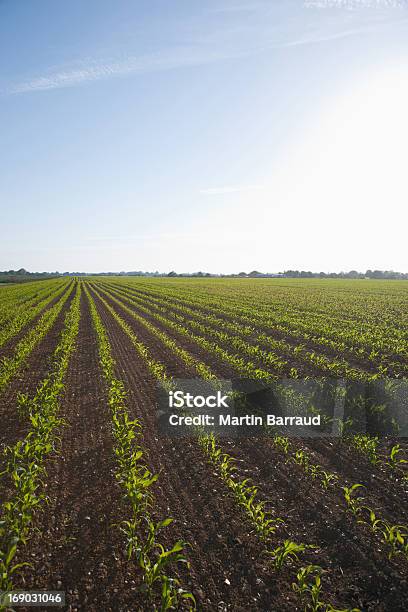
284, 270, 300, 277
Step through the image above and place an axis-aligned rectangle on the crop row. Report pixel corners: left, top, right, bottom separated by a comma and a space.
0, 279, 68, 328
0, 280, 71, 350
85, 285, 195, 611
0, 282, 81, 601
0, 282, 75, 395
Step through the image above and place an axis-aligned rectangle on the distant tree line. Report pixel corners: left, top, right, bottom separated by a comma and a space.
282, 270, 408, 280
2, 268, 407, 283
0, 269, 60, 283
167, 269, 408, 279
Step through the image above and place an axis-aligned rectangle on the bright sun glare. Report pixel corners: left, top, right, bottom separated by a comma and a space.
253, 65, 408, 271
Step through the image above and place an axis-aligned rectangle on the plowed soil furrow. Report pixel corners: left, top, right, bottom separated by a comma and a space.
15, 293, 140, 612
289, 437, 408, 514
224, 437, 408, 611
0, 287, 76, 454
88, 285, 299, 611
92, 284, 243, 378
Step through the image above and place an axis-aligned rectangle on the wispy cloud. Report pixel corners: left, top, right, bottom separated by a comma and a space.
200, 185, 264, 196
3, 2, 405, 96
3, 46, 242, 95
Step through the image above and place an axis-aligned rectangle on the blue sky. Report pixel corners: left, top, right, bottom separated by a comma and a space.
1, 0, 408, 273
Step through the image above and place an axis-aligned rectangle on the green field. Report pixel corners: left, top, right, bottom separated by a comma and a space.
0, 277, 407, 611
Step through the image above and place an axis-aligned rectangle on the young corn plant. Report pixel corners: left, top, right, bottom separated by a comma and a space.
292, 565, 325, 611
273, 436, 290, 455
333, 416, 354, 437
294, 450, 310, 471
309, 464, 321, 480
379, 523, 408, 560
0, 526, 32, 594
387, 444, 407, 471
136, 518, 195, 610
320, 471, 338, 491
343, 484, 365, 518
362, 507, 386, 534
358, 505, 408, 561
232, 479, 283, 541
292, 565, 360, 612
268, 540, 315, 571
352, 435, 379, 466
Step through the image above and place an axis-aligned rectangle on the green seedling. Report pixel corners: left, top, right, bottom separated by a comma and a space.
274, 436, 290, 454
362, 507, 386, 534
343, 484, 365, 517
268, 540, 315, 571
293, 564, 361, 612
294, 450, 310, 471
293, 564, 325, 611
320, 471, 338, 490
380, 523, 408, 560
309, 464, 320, 480
135, 519, 196, 610
388, 444, 407, 470
352, 435, 379, 465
